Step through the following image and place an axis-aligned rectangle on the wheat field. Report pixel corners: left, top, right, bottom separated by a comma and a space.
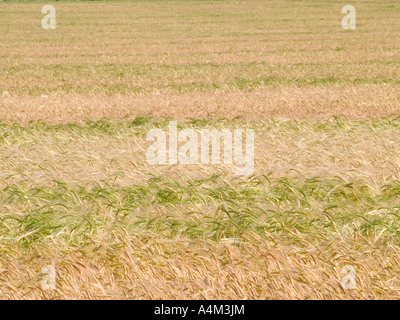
0, 0, 400, 299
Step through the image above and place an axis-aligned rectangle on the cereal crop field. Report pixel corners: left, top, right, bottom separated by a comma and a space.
1, 0, 400, 299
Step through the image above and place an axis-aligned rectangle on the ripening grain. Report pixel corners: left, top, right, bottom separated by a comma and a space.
0, 0, 400, 300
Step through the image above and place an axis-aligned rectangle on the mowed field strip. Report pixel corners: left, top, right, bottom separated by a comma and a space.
0, 0, 400, 299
